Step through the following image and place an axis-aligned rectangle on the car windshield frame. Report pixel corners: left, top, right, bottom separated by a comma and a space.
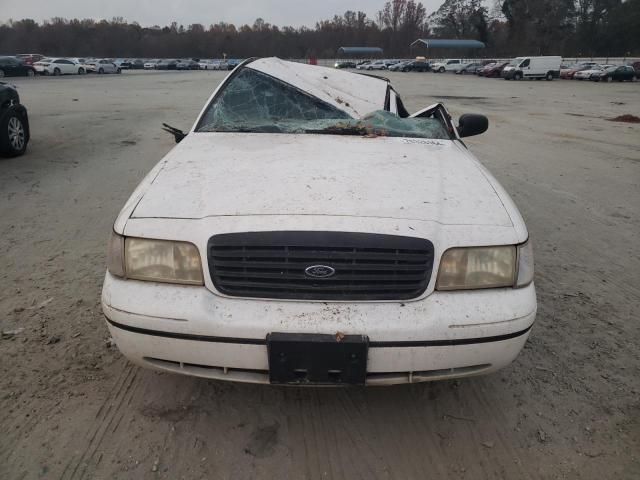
194, 64, 453, 140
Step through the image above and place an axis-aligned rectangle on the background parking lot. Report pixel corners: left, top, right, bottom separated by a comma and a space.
0, 70, 638, 479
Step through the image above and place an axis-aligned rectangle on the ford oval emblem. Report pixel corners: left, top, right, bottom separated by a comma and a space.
305, 265, 336, 279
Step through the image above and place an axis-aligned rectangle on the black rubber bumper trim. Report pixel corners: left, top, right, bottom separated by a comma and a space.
105, 317, 533, 348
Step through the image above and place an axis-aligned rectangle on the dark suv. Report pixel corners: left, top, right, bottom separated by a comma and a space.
0, 56, 36, 78
0, 82, 30, 157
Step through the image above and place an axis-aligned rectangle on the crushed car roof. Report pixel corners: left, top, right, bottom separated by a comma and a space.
246, 57, 389, 118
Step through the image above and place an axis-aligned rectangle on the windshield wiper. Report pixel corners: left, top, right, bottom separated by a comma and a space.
305, 125, 369, 136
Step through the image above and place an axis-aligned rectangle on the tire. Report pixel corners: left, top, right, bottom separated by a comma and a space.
0, 109, 28, 157
27, 69, 35, 77
78, 67, 85, 75
546, 72, 553, 81
53, 68, 61, 76
117, 68, 121, 74
514, 72, 522, 80
0, 69, 5, 78
439, 67, 445, 73
98, 68, 104, 74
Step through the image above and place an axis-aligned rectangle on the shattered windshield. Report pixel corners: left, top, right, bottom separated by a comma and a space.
196, 67, 450, 139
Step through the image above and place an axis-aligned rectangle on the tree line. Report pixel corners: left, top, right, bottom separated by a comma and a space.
0, 0, 638, 59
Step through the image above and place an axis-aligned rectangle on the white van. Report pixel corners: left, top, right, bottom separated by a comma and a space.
502, 56, 562, 80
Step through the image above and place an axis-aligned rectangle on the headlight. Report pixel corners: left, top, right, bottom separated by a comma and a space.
106, 232, 203, 285
436, 246, 516, 290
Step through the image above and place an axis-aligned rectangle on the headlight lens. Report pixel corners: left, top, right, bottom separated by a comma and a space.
436, 246, 516, 290
516, 241, 534, 287
124, 237, 204, 285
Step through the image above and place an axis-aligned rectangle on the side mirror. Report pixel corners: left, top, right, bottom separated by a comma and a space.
457, 114, 488, 138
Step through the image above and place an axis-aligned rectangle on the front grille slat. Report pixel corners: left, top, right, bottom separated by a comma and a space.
208, 231, 434, 301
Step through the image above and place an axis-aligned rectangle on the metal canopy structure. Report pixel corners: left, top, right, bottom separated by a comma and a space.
411, 39, 486, 49
337, 47, 384, 57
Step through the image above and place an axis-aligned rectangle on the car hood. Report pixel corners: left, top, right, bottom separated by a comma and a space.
129, 133, 513, 227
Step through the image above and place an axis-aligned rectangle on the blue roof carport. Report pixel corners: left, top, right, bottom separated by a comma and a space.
411, 39, 486, 49
337, 47, 384, 57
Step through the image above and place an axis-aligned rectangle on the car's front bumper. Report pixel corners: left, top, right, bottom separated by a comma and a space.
102, 273, 536, 385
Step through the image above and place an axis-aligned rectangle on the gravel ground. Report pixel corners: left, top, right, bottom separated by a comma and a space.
0, 69, 639, 480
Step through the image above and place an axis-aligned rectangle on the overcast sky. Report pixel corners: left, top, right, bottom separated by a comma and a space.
1, 0, 447, 27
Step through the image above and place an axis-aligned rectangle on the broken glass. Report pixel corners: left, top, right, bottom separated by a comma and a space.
197, 67, 450, 139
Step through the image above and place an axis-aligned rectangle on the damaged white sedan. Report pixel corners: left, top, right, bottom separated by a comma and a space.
102, 57, 536, 386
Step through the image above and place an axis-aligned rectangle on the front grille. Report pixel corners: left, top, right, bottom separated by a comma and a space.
207, 231, 434, 300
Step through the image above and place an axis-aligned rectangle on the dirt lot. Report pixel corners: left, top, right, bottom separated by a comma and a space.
1, 69, 639, 480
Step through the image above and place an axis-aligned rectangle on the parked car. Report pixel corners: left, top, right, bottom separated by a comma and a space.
502, 56, 562, 80
483, 62, 509, 78
114, 59, 132, 70
199, 60, 214, 70
144, 59, 160, 69
476, 62, 496, 77
33, 58, 84, 75
574, 65, 613, 80
129, 59, 145, 69
156, 60, 178, 70
560, 63, 598, 79
334, 61, 356, 69
592, 65, 637, 82
0, 57, 36, 78
387, 61, 409, 71
86, 59, 120, 74
0, 82, 30, 157
400, 60, 431, 72
431, 59, 464, 73
103, 57, 536, 386
362, 60, 389, 70
176, 60, 200, 70
456, 62, 482, 74
15, 53, 44, 66
355, 61, 371, 70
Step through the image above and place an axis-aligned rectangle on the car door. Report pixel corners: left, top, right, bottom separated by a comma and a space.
55, 59, 73, 74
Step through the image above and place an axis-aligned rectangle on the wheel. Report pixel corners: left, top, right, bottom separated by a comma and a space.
514, 72, 522, 80
545, 72, 553, 81
439, 67, 445, 73
53, 67, 61, 76
27, 69, 35, 77
0, 69, 5, 78
98, 68, 104, 74
0, 111, 28, 157
78, 67, 85, 75
117, 68, 121, 74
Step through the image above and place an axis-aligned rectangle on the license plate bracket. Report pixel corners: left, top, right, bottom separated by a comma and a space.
267, 333, 368, 385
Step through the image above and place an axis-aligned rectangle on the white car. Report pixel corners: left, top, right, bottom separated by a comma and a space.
361, 60, 388, 70
573, 65, 613, 80
86, 59, 120, 74
102, 57, 536, 386
431, 59, 464, 73
144, 60, 159, 70
33, 58, 84, 75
